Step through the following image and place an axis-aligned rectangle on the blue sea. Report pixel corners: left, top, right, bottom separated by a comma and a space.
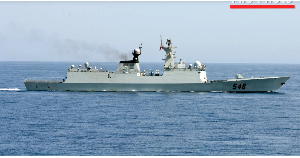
0, 61, 299, 156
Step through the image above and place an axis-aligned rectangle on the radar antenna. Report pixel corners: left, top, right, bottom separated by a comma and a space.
166, 38, 172, 47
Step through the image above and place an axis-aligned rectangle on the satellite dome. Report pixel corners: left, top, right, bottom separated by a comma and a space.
85, 62, 89, 68
133, 48, 140, 55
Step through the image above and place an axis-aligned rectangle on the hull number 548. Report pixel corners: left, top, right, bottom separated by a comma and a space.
233, 83, 246, 89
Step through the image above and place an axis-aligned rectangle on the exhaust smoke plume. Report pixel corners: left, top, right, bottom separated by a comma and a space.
0, 23, 128, 62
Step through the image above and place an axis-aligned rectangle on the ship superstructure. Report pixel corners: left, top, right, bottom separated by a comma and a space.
24, 36, 289, 92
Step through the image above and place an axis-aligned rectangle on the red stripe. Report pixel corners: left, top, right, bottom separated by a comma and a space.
230, 5, 295, 9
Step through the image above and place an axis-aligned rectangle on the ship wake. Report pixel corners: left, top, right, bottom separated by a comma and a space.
0, 88, 20, 91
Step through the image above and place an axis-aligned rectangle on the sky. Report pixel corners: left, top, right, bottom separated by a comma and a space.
0, 1, 299, 63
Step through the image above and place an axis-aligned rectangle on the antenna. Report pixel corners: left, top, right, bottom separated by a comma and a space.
139, 43, 142, 54
160, 35, 163, 47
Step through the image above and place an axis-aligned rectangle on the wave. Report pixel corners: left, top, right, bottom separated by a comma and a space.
0, 88, 20, 91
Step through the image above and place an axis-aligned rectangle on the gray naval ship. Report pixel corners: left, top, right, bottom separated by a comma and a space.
25, 37, 290, 92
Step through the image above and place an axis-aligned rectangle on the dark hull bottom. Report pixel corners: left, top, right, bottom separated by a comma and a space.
24, 77, 289, 92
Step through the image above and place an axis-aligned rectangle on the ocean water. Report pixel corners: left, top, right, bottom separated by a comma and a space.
0, 61, 299, 156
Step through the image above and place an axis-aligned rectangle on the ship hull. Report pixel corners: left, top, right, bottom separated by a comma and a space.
24, 77, 290, 92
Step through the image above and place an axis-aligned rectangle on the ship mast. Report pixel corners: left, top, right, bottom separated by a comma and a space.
160, 35, 177, 69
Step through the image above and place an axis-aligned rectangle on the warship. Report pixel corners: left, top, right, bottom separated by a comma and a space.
24, 36, 290, 92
